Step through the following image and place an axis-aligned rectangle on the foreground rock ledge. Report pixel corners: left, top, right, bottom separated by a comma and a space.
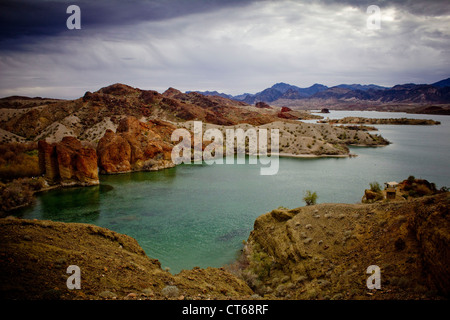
243, 193, 450, 300
0, 218, 253, 300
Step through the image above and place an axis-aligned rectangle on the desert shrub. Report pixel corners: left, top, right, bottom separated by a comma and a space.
303, 190, 318, 206
161, 285, 179, 298
0, 142, 40, 181
250, 250, 273, 279
415, 184, 433, 197
369, 181, 382, 193
243, 243, 273, 279
0, 178, 34, 212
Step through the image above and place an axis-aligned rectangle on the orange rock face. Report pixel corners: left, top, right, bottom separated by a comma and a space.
97, 116, 176, 174
38, 137, 99, 186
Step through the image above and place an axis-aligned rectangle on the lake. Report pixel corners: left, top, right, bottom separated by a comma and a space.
14, 111, 450, 273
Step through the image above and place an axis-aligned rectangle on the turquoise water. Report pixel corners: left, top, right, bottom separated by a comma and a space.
14, 111, 450, 274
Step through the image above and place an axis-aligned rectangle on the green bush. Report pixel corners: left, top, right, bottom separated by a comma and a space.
303, 190, 318, 206
369, 181, 382, 193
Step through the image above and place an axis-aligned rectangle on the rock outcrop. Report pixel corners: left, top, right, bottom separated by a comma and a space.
280, 106, 292, 112
97, 116, 175, 174
38, 137, 99, 186
255, 102, 272, 109
241, 193, 450, 299
277, 106, 299, 119
408, 195, 450, 296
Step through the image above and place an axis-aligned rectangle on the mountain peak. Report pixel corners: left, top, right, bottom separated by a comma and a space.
162, 87, 183, 98
97, 83, 138, 96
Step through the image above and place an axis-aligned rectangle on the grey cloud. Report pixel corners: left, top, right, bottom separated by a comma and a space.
315, 0, 450, 16
0, 0, 254, 43
0, 0, 449, 98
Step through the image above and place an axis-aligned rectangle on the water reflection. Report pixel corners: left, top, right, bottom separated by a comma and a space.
38, 185, 104, 223
100, 166, 178, 185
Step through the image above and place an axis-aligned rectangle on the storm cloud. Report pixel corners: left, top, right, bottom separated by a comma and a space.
0, 0, 449, 98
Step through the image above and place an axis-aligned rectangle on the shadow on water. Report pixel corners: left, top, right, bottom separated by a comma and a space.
216, 228, 249, 242
40, 185, 103, 223
15, 184, 112, 224
100, 166, 179, 185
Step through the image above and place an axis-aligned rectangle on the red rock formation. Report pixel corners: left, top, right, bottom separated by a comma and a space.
97, 116, 176, 174
277, 111, 298, 119
96, 130, 132, 173
255, 102, 272, 109
162, 87, 183, 98
38, 137, 99, 186
280, 106, 292, 112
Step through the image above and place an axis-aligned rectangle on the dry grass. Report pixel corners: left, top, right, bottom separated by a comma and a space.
0, 142, 39, 181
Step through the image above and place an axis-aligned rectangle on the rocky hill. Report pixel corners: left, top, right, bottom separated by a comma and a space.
0, 83, 391, 177
0, 83, 320, 144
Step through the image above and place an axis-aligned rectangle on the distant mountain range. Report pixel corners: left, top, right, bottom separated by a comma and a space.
192, 78, 450, 104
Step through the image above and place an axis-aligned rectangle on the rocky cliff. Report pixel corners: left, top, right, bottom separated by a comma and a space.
240, 193, 449, 299
97, 116, 175, 174
38, 136, 99, 186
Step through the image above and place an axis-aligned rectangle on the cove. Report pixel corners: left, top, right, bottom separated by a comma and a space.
13, 111, 450, 274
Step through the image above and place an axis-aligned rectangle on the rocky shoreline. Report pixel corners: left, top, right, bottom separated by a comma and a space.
319, 116, 441, 125
0, 115, 389, 215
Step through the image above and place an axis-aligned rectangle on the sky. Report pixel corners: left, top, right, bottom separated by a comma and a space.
0, 0, 449, 99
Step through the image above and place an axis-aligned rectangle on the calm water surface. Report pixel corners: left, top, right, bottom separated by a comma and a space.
15, 111, 450, 273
